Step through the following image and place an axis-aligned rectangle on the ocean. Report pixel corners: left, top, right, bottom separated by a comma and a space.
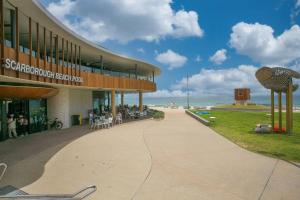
123, 95, 300, 107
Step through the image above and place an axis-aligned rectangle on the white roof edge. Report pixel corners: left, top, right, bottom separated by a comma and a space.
32, 0, 161, 75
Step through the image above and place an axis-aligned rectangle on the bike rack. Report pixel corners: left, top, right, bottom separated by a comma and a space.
0, 185, 97, 199
0, 163, 97, 199
0, 163, 7, 182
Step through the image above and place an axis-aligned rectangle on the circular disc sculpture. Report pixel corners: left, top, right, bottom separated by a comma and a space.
255, 67, 300, 134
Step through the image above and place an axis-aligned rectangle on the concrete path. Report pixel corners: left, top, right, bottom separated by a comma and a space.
1, 108, 300, 200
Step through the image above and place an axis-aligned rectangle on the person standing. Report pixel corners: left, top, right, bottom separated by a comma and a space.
7, 114, 17, 138
23, 115, 29, 135
89, 111, 94, 129
18, 115, 25, 137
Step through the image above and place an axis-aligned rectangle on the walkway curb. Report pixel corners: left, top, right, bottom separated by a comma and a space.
185, 110, 210, 126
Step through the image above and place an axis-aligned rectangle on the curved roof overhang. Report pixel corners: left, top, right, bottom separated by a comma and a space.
8, 0, 161, 76
0, 83, 58, 99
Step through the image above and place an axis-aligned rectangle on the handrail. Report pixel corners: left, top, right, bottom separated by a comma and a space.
0, 185, 97, 199
0, 163, 7, 182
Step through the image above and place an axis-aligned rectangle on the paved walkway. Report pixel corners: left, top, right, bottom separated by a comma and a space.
0, 108, 300, 199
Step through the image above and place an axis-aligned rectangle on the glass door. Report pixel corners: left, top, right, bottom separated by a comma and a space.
29, 99, 47, 133
0, 101, 8, 141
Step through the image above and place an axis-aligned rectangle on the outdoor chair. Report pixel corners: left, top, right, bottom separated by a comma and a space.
115, 114, 122, 124
139, 112, 144, 117
108, 117, 113, 128
94, 118, 104, 129
128, 112, 135, 119
102, 118, 109, 128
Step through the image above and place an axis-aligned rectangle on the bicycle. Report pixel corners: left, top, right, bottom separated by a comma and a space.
47, 118, 63, 130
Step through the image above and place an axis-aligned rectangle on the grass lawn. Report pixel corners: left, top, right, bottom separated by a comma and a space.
214, 104, 269, 110
191, 110, 300, 162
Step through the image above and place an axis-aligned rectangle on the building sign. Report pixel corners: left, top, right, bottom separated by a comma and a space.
4, 58, 83, 83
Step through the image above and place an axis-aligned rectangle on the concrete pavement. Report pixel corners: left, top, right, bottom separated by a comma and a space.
0, 108, 300, 199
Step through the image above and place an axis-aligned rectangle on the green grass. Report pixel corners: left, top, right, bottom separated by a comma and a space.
191, 110, 300, 162
214, 104, 269, 110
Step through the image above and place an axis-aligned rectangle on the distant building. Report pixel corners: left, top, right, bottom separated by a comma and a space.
234, 88, 250, 105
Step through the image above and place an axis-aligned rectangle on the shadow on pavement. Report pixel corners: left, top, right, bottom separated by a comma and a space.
0, 125, 92, 189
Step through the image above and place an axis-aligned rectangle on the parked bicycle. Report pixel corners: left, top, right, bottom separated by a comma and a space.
47, 118, 63, 130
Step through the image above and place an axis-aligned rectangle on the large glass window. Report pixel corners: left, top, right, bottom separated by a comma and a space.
29, 99, 47, 133
92, 91, 111, 115
19, 11, 30, 54
4, 0, 16, 48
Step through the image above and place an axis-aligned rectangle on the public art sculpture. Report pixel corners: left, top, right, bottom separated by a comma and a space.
255, 66, 300, 134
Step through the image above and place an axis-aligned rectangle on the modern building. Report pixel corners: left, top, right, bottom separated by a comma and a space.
234, 88, 250, 105
0, 0, 160, 141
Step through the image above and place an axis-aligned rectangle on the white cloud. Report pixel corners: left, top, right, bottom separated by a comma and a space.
297, 0, 300, 8
155, 49, 187, 70
47, 0, 75, 20
291, 0, 300, 24
195, 55, 202, 62
145, 89, 186, 98
209, 49, 227, 65
137, 48, 145, 53
147, 64, 300, 98
46, 0, 203, 43
229, 22, 300, 65
172, 65, 268, 96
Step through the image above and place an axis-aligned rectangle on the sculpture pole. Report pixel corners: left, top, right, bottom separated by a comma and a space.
288, 81, 293, 134
286, 85, 291, 134
271, 89, 274, 131
278, 91, 282, 132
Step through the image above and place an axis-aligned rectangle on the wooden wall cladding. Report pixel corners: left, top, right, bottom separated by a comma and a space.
1, 47, 156, 92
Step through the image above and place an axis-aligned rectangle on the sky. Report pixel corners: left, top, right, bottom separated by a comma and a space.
40, 0, 300, 98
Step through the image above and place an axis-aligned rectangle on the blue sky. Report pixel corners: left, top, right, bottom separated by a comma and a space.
41, 0, 300, 97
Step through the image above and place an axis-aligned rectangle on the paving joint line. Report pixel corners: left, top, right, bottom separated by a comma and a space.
258, 159, 279, 200
131, 123, 154, 200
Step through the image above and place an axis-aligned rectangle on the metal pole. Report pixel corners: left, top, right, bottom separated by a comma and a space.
271, 89, 274, 131
286, 87, 290, 134
278, 91, 282, 132
187, 73, 190, 109
288, 80, 293, 134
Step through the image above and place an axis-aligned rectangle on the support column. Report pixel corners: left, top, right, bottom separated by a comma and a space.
271, 89, 274, 131
139, 91, 143, 112
121, 91, 124, 107
278, 91, 282, 132
290, 84, 293, 132
152, 71, 155, 83
111, 90, 116, 118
